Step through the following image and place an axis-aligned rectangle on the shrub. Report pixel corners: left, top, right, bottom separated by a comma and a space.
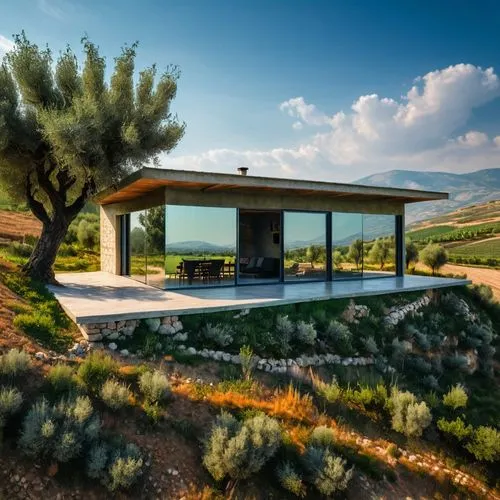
8, 241, 34, 257
294, 321, 317, 345
361, 336, 378, 355
466, 426, 500, 462
0, 386, 23, 429
101, 380, 131, 410
437, 417, 473, 442
138, 370, 170, 404
442, 354, 468, 371
57, 242, 78, 257
422, 375, 439, 391
0, 348, 31, 377
239, 345, 255, 381
276, 315, 295, 338
13, 311, 59, 343
77, 219, 99, 249
419, 243, 448, 275
414, 331, 431, 352
324, 320, 353, 355
78, 351, 119, 392
19, 396, 99, 462
276, 462, 306, 497
386, 443, 401, 458
47, 364, 79, 395
302, 446, 353, 496
309, 426, 335, 448
442, 384, 468, 410
388, 388, 432, 437
107, 443, 143, 491
203, 412, 281, 481
87, 442, 109, 479
312, 376, 341, 403
202, 323, 233, 347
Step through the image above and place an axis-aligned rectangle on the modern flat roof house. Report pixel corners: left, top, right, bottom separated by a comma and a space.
51, 167, 471, 324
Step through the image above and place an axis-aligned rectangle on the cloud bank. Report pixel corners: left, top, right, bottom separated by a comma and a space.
0, 35, 14, 60
164, 64, 500, 181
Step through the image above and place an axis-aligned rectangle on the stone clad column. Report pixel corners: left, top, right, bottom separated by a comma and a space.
100, 204, 121, 274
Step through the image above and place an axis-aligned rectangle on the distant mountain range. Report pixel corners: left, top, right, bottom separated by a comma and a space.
167, 240, 234, 254
356, 168, 500, 224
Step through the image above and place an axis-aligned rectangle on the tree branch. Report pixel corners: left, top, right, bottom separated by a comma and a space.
35, 161, 64, 211
68, 176, 95, 217
26, 173, 50, 225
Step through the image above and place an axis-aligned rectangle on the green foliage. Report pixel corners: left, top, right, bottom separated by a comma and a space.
419, 243, 448, 275
46, 364, 80, 395
361, 335, 378, 355
77, 219, 99, 249
388, 388, 432, 437
368, 238, 393, 270
302, 446, 353, 496
78, 351, 119, 392
276, 462, 306, 497
309, 426, 336, 448
143, 401, 162, 424
87, 441, 143, 491
294, 320, 317, 345
324, 320, 353, 355
313, 377, 341, 403
13, 311, 61, 347
0, 33, 184, 281
0, 386, 23, 429
442, 384, 468, 410
239, 345, 255, 381
203, 412, 282, 481
437, 417, 473, 442
107, 443, 143, 491
465, 426, 500, 462
19, 395, 99, 462
405, 240, 419, 268
202, 323, 234, 348
138, 370, 170, 404
0, 348, 31, 377
347, 239, 363, 269
7, 242, 34, 257
101, 379, 131, 410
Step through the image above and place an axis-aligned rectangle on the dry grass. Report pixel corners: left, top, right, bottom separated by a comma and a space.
0, 210, 41, 242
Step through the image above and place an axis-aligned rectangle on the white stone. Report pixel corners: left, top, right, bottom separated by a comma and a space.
231, 355, 241, 364
213, 351, 223, 361
173, 321, 183, 332
177, 345, 186, 351
145, 318, 161, 333
120, 349, 129, 357
222, 352, 231, 362
108, 342, 118, 351
122, 326, 135, 336
173, 332, 188, 342
186, 347, 197, 355
286, 358, 294, 366
107, 332, 119, 340
35, 352, 47, 360
200, 349, 209, 358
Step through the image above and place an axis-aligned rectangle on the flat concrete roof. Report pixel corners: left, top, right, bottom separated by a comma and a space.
50, 272, 470, 324
95, 167, 449, 206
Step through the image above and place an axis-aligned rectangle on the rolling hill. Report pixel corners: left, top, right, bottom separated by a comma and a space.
357, 168, 500, 224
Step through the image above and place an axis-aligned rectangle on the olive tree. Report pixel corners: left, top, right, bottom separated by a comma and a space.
419, 243, 448, 275
405, 240, 419, 269
347, 239, 363, 270
0, 33, 184, 282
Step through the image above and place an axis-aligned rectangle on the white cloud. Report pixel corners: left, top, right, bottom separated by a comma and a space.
455, 131, 489, 147
163, 64, 500, 182
37, 0, 68, 20
0, 35, 14, 60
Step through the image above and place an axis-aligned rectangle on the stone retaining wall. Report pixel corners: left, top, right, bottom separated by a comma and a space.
383, 294, 431, 327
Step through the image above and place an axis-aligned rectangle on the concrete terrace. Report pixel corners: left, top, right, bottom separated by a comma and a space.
49, 272, 471, 324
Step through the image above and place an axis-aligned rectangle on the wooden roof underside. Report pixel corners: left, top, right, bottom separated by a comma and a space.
97, 177, 445, 205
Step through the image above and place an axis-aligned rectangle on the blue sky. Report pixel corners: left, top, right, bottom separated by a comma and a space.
2, 0, 500, 182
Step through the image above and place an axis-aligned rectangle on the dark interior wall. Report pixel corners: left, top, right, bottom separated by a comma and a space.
239, 211, 280, 258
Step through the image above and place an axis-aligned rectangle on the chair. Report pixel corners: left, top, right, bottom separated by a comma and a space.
182, 260, 200, 285
206, 259, 225, 283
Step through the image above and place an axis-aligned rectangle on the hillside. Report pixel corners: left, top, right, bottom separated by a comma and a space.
357, 168, 500, 224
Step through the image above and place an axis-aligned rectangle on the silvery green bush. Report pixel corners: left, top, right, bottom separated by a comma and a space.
138, 370, 170, 404
101, 379, 131, 410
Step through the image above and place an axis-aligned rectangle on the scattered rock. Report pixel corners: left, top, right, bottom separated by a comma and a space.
108, 342, 118, 351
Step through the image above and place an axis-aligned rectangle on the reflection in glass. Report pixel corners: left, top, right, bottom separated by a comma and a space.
129, 210, 147, 283
165, 205, 236, 288
284, 212, 326, 281
144, 206, 166, 288
363, 214, 396, 276
238, 210, 281, 284
332, 213, 363, 279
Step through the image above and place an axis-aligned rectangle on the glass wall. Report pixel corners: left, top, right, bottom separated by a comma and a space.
332, 213, 363, 279
144, 206, 166, 288
362, 214, 396, 277
165, 205, 236, 288
238, 210, 281, 284
284, 211, 327, 281
129, 209, 147, 283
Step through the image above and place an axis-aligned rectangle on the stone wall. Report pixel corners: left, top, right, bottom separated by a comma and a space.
100, 205, 120, 274
383, 294, 431, 327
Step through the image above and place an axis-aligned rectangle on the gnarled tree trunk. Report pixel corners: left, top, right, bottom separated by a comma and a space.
22, 214, 71, 283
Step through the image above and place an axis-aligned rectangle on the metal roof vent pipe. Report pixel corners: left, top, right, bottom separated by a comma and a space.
237, 167, 249, 176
